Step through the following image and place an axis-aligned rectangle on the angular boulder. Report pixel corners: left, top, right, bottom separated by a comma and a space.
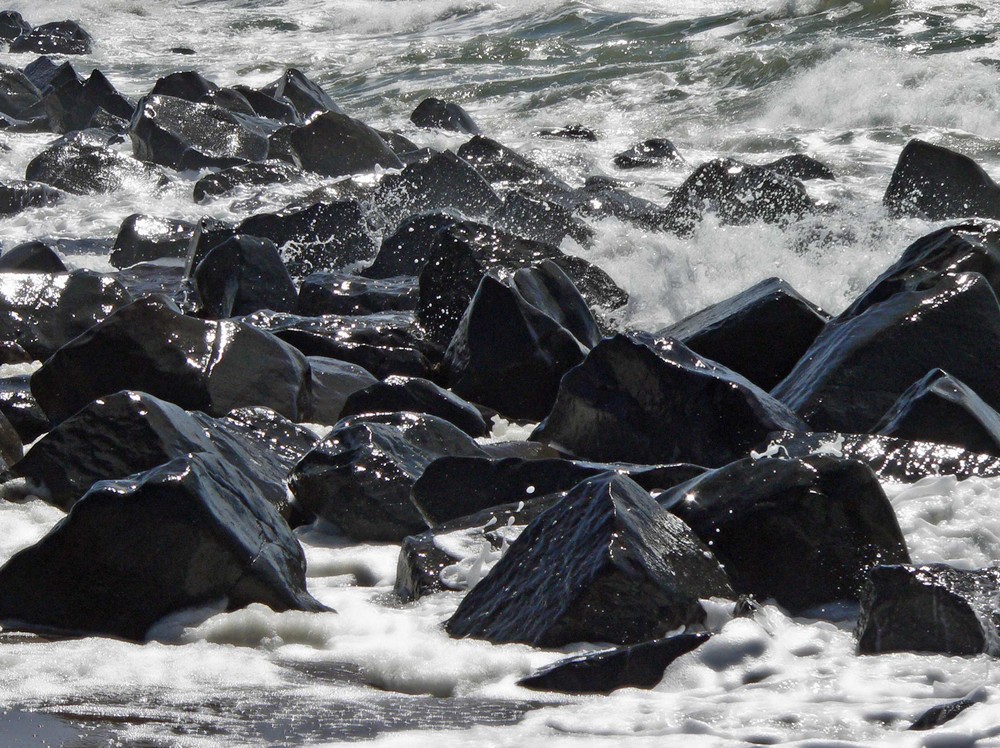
110, 213, 194, 269
374, 150, 500, 223
409, 97, 479, 134
491, 189, 594, 247
41, 69, 134, 134
763, 154, 835, 181
25, 139, 163, 196
457, 135, 575, 203
193, 160, 300, 202
9, 21, 93, 55
288, 111, 402, 178
297, 272, 418, 317
613, 138, 684, 170
302, 356, 377, 425
0, 64, 41, 120
0, 180, 61, 215
260, 68, 342, 119
0, 241, 66, 272
193, 235, 297, 318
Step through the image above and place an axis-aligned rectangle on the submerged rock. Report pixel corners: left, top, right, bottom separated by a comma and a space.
10, 21, 93, 55
534, 123, 597, 141
909, 693, 985, 731
0, 181, 63, 215
410, 97, 480, 134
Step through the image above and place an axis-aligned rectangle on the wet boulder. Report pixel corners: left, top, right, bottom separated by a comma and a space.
0, 241, 66, 272
657, 277, 829, 391
193, 235, 297, 318
658, 455, 909, 613
113, 262, 191, 311
613, 138, 684, 170
534, 123, 597, 141
0, 180, 62, 215
909, 694, 985, 731
9, 21, 93, 55
149, 71, 219, 104
231, 83, 299, 124
31, 295, 311, 423
21, 57, 75, 95
532, 334, 807, 467
491, 189, 594, 247
25, 138, 163, 196
297, 272, 418, 316
0, 12, 29, 41
0, 64, 40, 120
374, 150, 500, 223
856, 564, 1000, 655
0, 452, 327, 642
290, 412, 486, 541
772, 272, 1000, 432
762, 154, 835, 181
575, 176, 668, 230
260, 68, 342, 119
363, 212, 460, 279
519, 633, 711, 694
302, 356, 377, 425
457, 135, 575, 203
884, 139, 1000, 220
288, 111, 402, 178
511, 260, 603, 348
409, 97, 480, 134
110, 213, 194, 269
445, 473, 733, 647
0, 373, 47, 443
193, 160, 300, 202
41, 69, 134, 134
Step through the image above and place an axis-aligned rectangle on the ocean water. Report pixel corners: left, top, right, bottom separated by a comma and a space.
2, 0, 1000, 744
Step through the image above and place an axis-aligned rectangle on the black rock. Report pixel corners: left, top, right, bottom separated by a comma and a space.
193, 160, 300, 202
658, 455, 909, 613
457, 135, 575, 203
340, 376, 489, 437
302, 356, 377, 425
149, 71, 219, 104
856, 564, 1000, 655
0, 12, 29, 41
909, 694, 984, 731
884, 139, 1000, 220
0, 408, 20, 468
110, 214, 194, 269
491, 189, 594, 247
25, 139, 163, 196
41, 69, 134, 134
0, 452, 327, 642
0, 374, 47, 443
519, 633, 711, 694
511, 260, 603, 348
409, 97, 480, 135
613, 138, 684, 169
772, 272, 1000, 432
534, 124, 597, 141
183, 217, 237, 275
298, 272, 418, 317
21, 57, 75, 95
0, 341, 30, 364
0, 64, 40, 120
112, 261, 191, 310
260, 68, 343, 119
658, 277, 829, 391
170, 47, 195, 55
445, 473, 733, 647
231, 84, 299, 124
288, 111, 402, 178
193, 235, 297, 318
236, 200, 375, 277
216, 405, 320, 479
0, 241, 66, 272
31, 295, 311, 423
290, 412, 486, 541
576, 176, 668, 230
10, 21, 93, 56
762, 154, 835, 181
364, 212, 460, 279
533, 334, 807, 467
129, 94, 272, 171
0, 180, 62, 215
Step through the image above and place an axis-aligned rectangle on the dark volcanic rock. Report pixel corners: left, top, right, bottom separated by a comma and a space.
613, 138, 684, 170
42, 69, 134, 134
113, 262, 190, 310
149, 71, 219, 103
511, 260, 602, 348
260, 68, 342, 120
445, 473, 733, 647
576, 176, 668, 230
0, 241, 66, 272
110, 214, 194, 269
0, 452, 327, 642
873, 369, 1000, 456
763, 154, 835, 181
193, 160, 300, 202
772, 272, 1000, 432
532, 334, 807, 467
0, 181, 63, 215
193, 235, 297, 318
457, 135, 575, 203
303, 356, 377, 425
909, 694, 984, 731
363, 212, 459, 279
492, 189, 594, 247
288, 111, 402, 178
534, 124, 597, 141
519, 633, 711, 694
10, 21, 93, 56
0, 12, 29, 41
0, 374, 47, 443
658, 455, 909, 612
231, 84, 299, 123
290, 412, 486, 541
297, 272, 418, 316
856, 564, 1000, 655
31, 295, 311, 423
0, 64, 40, 120
22, 58, 75, 95
409, 97, 479, 134
25, 139, 163, 196
884, 139, 1000, 220
658, 277, 829, 391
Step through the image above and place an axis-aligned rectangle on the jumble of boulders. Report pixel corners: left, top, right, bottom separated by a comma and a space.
0, 16, 997, 731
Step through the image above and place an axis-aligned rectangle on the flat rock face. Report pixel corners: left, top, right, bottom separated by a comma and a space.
856, 564, 1000, 655
290, 412, 486, 541
772, 272, 1000, 432
658, 455, 909, 613
25, 140, 162, 196
532, 334, 807, 467
0, 452, 327, 642
288, 111, 402, 178
445, 473, 733, 647
511, 260, 602, 348
193, 235, 297, 318
302, 356, 377, 425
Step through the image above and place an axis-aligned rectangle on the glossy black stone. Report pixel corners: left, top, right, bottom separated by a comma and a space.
149, 71, 219, 103
409, 97, 480, 134
288, 111, 402, 178
302, 356, 377, 425
511, 260, 603, 348
0, 374, 48, 443
613, 138, 684, 169
10, 21, 93, 55
534, 123, 597, 141
25, 138, 163, 195
0, 241, 66, 272
193, 235, 297, 318
21, 57, 75, 95
193, 160, 300, 202
340, 376, 488, 437
41, 69, 134, 134
0, 64, 40, 120
762, 154, 835, 181
445, 473, 733, 647
297, 273, 418, 317
110, 214, 194, 269
363, 212, 459, 279
575, 176, 669, 230
491, 189, 594, 246
0, 12, 29, 41
457, 135, 576, 204
909, 695, 983, 731
260, 68, 343, 119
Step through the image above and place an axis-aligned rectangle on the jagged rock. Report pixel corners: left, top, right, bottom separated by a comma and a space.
129, 94, 272, 170
519, 633, 711, 694
0, 241, 66, 272
491, 189, 594, 246
25, 139, 163, 196
0, 269, 130, 360
884, 139, 1000, 220
374, 150, 500, 223
41, 69, 134, 134
409, 97, 479, 134
150, 71, 219, 103
445, 473, 733, 647
217, 405, 320, 478
288, 111, 402, 178
297, 272, 418, 316
193, 160, 300, 202
511, 260, 603, 348
613, 138, 684, 169
575, 176, 668, 229
457, 135, 575, 203
444, 274, 587, 421
193, 235, 297, 318
0, 452, 327, 641
303, 356, 377, 425
290, 412, 486, 541
856, 564, 1000, 655
31, 295, 311, 423
0, 180, 62, 215
22, 58, 75, 95
658, 455, 909, 612
909, 693, 985, 731
363, 212, 460, 278
0, 12, 29, 41
0, 374, 46, 443
772, 272, 1000, 432
657, 277, 829, 391
110, 214, 194, 269
231, 84, 299, 123
534, 124, 597, 141
763, 154, 835, 181
532, 334, 806, 467
260, 68, 342, 119
873, 369, 1000, 456
236, 200, 375, 277
183, 217, 237, 274
9, 21, 93, 55
339, 375, 488, 437
0, 64, 40, 119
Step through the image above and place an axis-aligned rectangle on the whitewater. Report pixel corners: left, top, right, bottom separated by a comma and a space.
1, 0, 1000, 744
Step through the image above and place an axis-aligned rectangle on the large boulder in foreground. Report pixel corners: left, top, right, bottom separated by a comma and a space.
0, 453, 327, 642
658, 455, 909, 613
532, 334, 807, 467
192, 235, 297, 319
446, 473, 733, 647
856, 564, 1000, 656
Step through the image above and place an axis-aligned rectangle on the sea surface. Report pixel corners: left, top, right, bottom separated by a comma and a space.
1, 0, 1000, 744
